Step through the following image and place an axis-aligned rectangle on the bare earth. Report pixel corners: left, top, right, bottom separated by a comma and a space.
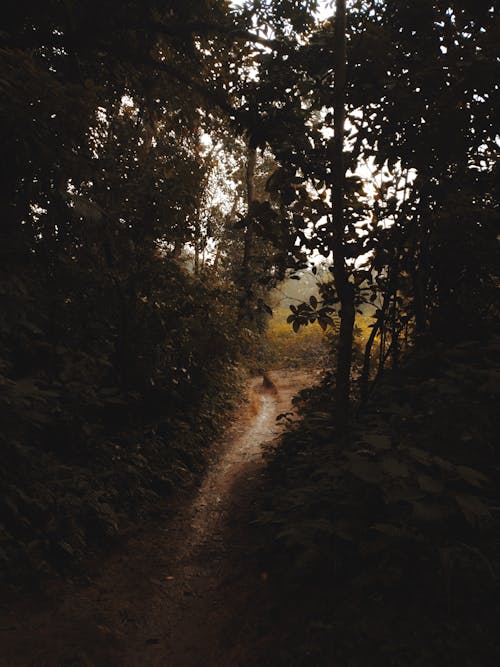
0, 369, 318, 667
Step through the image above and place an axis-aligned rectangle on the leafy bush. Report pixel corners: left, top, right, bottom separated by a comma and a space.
0, 255, 244, 581
256, 334, 500, 666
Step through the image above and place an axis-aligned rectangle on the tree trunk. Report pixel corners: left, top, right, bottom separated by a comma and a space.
172, 239, 183, 259
240, 144, 257, 317
413, 266, 426, 336
360, 316, 381, 403
410, 190, 431, 339
194, 237, 200, 275
331, 0, 355, 425
242, 144, 257, 274
213, 244, 221, 273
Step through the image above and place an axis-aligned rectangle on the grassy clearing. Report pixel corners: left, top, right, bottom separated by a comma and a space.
257, 307, 331, 371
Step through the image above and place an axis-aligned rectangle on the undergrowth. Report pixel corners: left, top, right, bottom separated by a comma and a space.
256, 333, 500, 667
248, 306, 331, 373
0, 258, 246, 585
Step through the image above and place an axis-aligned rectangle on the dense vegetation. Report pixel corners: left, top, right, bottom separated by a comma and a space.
0, 0, 263, 578
258, 335, 499, 665
1, 0, 499, 663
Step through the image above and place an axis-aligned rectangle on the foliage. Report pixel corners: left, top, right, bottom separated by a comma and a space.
0, 252, 245, 579
256, 332, 500, 665
236, 0, 499, 407
258, 314, 331, 371
0, 0, 256, 580
1, 0, 499, 624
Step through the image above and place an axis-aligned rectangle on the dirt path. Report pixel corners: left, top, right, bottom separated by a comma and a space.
0, 369, 318, 667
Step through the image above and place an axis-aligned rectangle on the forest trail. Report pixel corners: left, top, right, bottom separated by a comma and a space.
1, 369, 318, 667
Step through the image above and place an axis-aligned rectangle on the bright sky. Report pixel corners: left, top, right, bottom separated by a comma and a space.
204, 2, 415, 269
231, 1, 333, 22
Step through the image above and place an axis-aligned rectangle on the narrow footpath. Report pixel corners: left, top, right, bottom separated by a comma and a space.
1, 369, 317, 667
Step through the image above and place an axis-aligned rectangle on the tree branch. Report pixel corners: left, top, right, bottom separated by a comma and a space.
148, 20, 284, 51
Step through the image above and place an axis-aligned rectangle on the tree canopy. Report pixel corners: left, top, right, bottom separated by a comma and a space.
0, 0, 498, 596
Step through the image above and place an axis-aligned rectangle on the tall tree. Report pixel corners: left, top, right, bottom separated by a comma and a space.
331, 0, 355, 424
240, 143, 258, 316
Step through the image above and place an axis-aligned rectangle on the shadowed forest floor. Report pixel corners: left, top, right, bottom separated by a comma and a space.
0, 370, 318, 667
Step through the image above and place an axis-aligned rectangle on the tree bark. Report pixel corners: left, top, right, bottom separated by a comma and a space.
240, 144, 257, 318
172, 239, 183, 259
331, 0, 355, 425
243, 144, 257, 273
194, 220, 200, 276
360, 315, 381, 403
